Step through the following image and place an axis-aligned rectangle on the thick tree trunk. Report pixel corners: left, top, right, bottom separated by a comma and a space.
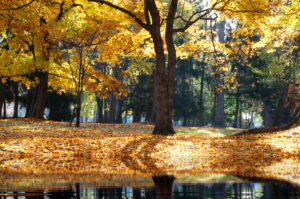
133, 104, 142, 123
115, 98, 123, 123
108, 95, 116, 123
263, 103, 273, 127
149, 0, 176, 135
272, 84, 288, 126
96, 96, 103, 123
27, 72, 48, 119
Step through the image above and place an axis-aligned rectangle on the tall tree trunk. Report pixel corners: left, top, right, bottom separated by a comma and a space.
27, 72, 48, 119
199, 63, 205, 126
239, 108, 243, 128
13, 84, 19, 118
108, 95, 116, 123
3, 100, 6, 119
133, 104, 142, 123
104, 98, 109, 123
0, 99, 3, 118
213, 21, 226, 127
150, 71, 157, 123
75, 93, 82, 127
272, 84, 289, 126
233, 89, 241, 128
96, 96, 103, 123
149, 0, 176, 135
115, 98, 123, 123
213, 83, 226, 127
263, 103, 273, 127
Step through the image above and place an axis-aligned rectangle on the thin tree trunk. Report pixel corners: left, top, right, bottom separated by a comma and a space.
199, 63, 205, 126
3, 100, 6, 119
75, 93, 82, 127
150, 71, 156, 123
239, 108, 243, 128
13, 84, 18, 118
233, 89, 240, 128
213, 21, 226, 127
0, 99, 3, 118
104, 98, 109, 123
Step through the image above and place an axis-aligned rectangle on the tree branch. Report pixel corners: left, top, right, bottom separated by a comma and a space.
0, 0, 35, 10
88, 0, 150, 31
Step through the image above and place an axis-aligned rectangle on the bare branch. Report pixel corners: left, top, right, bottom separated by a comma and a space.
55, 1, 83, 21
88, 0, 150, 31
0, 0, 35, 10
173, 11, 217, 33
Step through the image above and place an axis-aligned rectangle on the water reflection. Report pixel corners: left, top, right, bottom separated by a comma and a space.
0, 176, 299, 199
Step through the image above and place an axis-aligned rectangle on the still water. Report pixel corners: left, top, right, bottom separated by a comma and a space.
0, 176, 299, 199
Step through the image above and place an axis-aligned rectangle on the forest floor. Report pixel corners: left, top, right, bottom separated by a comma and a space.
0, 118, 299, 189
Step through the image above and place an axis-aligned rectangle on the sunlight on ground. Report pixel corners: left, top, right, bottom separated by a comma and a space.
0, 119, 299, 190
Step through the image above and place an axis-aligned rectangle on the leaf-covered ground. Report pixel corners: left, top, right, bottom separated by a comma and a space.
0, 119, 299, 190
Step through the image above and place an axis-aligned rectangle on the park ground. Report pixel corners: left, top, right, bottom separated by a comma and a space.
0, 118, 299, 189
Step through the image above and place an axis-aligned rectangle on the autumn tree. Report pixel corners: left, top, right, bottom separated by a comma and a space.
86, 0, 282, 134
0, 0, 84, 118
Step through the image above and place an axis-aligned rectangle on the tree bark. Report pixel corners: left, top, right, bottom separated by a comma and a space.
233, 89, 241, 128
88, 0, 179, 135
150, 71, 157, 123
3, 100, 6, 119
133, 104, 142, 123
108, 95, 116, 123
199, 62, 205, 126
96, 96, 103, 123
75, 93, 82, 127
27, 72, 48, 119
115, 98, 123, 123
263, 103, 273, 127
0, 99, 2, 118
213, 21, 226, 127
272, 84, 289, 126
149, 0, 176, 135
13, 84, 19, 118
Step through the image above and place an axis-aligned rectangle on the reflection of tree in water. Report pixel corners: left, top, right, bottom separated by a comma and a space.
292, 185, 300, 199
4, 178, 300, 199
152, 175, 175, 199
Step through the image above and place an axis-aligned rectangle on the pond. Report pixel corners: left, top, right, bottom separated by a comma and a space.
0, 175, 299, 199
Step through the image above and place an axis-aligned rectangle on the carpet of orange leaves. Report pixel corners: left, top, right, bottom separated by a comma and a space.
0, 119, 299, 190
